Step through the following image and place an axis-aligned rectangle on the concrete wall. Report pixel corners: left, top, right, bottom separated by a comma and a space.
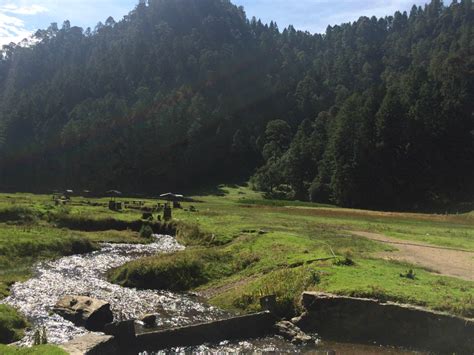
60, 312, 277, 354
136, 311, 277, 351
294, 292, 474, 354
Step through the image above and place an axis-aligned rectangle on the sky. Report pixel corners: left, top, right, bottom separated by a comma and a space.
0, 0, 430, 46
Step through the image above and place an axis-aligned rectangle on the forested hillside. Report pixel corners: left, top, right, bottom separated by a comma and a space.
0, 0, 472, 209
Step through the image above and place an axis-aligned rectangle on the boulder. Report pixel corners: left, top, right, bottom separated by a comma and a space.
54, 296, 113, 331
141, 314, 157, 328
274, 321, 312, 344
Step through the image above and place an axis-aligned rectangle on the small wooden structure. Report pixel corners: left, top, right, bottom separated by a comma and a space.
159, 193, 184, 209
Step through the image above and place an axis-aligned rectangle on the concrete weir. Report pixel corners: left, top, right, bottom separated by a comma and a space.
61, 312, 277, 354
61, 292, 474, 354
294, 292, 474, 354
136, 311, 277, 351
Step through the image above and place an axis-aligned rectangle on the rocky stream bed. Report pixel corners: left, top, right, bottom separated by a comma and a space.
1, 235, 225, 345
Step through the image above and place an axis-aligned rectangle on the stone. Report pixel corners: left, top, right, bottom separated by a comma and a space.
60, 333, 118, 355
141, 314, 157, 328
54, 296, 113, 331
274, 321, 312, 345
292, 333, 313, 345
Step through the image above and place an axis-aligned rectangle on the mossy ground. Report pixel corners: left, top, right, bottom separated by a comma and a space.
0, 186, 473, 352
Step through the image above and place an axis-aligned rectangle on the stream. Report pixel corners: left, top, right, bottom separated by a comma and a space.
1, 235, 226, 345
2, 235, 423, 354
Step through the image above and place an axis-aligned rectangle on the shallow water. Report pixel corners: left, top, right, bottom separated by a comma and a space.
1, 235, 226, 345
148, 337, 424, 354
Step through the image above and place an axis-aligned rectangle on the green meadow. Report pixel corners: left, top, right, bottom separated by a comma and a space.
111, 185, 473, 318
0, 185, 473, 351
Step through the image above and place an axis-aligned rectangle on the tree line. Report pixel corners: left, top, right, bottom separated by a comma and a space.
0, 0, 472, 210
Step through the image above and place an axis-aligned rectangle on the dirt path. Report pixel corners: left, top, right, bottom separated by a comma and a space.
349, 231, 474, 281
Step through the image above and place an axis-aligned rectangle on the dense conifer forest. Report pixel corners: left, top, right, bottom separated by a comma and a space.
0, 0, 472, 209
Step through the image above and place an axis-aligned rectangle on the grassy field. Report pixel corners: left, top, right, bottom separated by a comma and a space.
0, 186, 473, 351
110, 185, 474, 318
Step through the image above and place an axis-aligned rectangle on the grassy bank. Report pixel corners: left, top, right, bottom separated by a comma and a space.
0, 197, 164, 347
0, 304, 28, 344
0, 345, 67, 354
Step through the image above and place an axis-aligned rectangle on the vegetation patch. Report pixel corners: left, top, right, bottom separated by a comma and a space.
0, 207, 38, 224
175, 222, 218, 246
108, 249, 234, 291
211, 266, 322, 318
0, 304, 28, 344
317, 259, 474, 318
0, 345, 67, 355
139, 224, 154, 239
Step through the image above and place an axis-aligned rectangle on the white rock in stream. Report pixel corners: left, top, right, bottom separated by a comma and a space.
1, 235, 224, 346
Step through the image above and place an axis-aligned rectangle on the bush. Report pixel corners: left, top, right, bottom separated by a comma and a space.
400, 269, 416, 280
334, 257, 356, 266
0, 305, 28, 344
139, 224, 153, 239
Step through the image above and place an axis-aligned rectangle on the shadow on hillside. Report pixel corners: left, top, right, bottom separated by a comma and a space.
423, 201, 474, 215
185, 181, 249, 197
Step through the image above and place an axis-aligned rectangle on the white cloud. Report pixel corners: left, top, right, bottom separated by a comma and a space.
1, 4, 48, 15
0, 2, 49, 46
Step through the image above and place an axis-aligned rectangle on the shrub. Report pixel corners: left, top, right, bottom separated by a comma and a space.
0, 305, 28, 344
400, 269, 416, 280
333, 257, 356, 266
139, 224, 153, 239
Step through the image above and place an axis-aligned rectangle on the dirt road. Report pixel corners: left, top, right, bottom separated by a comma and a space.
349, 231, 474, 281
